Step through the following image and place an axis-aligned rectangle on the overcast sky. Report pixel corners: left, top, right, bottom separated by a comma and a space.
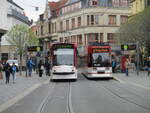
13, 0, 58, 22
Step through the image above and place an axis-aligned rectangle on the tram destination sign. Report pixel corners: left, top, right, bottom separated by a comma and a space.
92, 48, 110, 53
53, 44, 73, 49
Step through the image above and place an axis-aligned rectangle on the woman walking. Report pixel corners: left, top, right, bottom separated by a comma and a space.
125, 59, 130, 76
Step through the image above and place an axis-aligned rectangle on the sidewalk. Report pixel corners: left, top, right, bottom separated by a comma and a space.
0, 71, 49, 106
113, 70, 150, 88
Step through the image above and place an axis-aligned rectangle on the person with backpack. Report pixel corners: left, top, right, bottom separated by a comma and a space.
11, 62, 19, 83
111, 59, 117, 73
27, 59, 34, 77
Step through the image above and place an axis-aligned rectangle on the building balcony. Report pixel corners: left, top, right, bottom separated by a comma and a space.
7, 9, 30, 25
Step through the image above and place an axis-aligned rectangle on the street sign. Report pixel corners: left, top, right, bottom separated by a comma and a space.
27, 46, 43, 52
121, 44, 136, 51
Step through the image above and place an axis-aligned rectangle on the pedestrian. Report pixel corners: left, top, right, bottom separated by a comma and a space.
111, 59, 116, 73
0, 63, 3, 83
147, 57, 150, 76
38, 60, 44, 77
125, 59, 130, 76
27, 59, 34, 77
3, 63, 11, 84
45, 60, 51, 76
11, 62, 19, 83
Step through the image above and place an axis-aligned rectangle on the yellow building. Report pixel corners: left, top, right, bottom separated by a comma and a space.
131, 0, 150, 14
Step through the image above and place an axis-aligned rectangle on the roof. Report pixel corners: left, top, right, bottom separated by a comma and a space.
48, 0, 68, 11
7, 0, 24, 10
65, 0, 80, 5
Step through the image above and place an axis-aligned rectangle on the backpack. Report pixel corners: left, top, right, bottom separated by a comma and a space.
12, 66, 17, 72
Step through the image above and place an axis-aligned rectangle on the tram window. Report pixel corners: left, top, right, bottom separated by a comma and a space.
53, 48, 74, 66
91, 53, 110, 67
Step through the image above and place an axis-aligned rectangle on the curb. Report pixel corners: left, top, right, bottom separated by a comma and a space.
0, 79, 49, 113
113, 76, 125, 83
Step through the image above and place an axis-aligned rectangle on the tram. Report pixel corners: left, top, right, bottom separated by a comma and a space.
82, 42, 112, 78
50, 43, 77, 80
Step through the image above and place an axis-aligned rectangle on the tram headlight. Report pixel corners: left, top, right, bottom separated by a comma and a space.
53, 70, 56, 72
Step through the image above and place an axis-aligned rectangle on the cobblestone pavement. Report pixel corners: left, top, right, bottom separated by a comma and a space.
0, 71, 50, 105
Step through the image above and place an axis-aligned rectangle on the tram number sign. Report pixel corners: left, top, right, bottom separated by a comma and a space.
92, 48, 109, 53
53, 44, 73, 49
121, 44, 136, 51
27, 46, 43, 52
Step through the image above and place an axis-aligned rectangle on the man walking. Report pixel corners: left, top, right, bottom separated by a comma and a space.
27, 59, 34, 77
4, 63, 11, 84
11, 62, 18, 83
147, 57, 150, 76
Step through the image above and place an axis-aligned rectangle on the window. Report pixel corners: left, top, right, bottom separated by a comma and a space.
77, 35, 82, 45
109, 15, 116, 25
41, 25, 43, 35
100, 33, 103, 42
71, 18, 75, 29
120, 15, 128, 24
92, 0, 98, 6
49, 23, 51, 33
87, 15, 99, 26
54, 22, 56, 33
107, 33, 114, 43
91, 15, 94, 25
78, 17, 81, 27
95, 15, 99, 24
87, 15, 90, 26
59, 37, 63, 42
60, 21, 63, 31
66, 20, 69, 30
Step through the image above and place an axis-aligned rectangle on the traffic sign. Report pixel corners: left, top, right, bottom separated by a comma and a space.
27, 46, 43, 52
121, 44, 136, 51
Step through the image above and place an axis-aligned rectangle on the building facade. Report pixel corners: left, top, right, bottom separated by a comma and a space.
0, 0, 30, 61
37, 0, 131, 53
131, 0, 150, 14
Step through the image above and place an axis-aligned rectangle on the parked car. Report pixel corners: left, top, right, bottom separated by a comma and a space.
6, 60, 19, 66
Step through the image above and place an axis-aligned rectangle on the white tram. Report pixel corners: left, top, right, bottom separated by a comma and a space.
51, 43, 77, 80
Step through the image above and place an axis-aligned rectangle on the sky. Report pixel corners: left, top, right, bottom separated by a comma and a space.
13, 0, 58, 22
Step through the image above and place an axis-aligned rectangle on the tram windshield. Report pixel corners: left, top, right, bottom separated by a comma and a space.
53, 48, 74, 66
91, 53, 110, 67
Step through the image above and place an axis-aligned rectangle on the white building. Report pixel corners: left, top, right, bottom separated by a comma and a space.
0, 0, 30, 61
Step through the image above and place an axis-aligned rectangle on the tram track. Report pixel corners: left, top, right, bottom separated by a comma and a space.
92, 80, 150, 111
36, 83, 56, 113
36, 81, 75, 113
67, 82, 75, 113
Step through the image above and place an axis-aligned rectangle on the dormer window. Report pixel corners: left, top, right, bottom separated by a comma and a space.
90, 0, 98, 6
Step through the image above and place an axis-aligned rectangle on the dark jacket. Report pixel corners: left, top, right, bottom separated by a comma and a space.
147, 61, 150, 68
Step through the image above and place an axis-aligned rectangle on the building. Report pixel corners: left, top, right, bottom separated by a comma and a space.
36, 0, 131, 54
130, 0, 150, 14
0, 0, 30, 61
